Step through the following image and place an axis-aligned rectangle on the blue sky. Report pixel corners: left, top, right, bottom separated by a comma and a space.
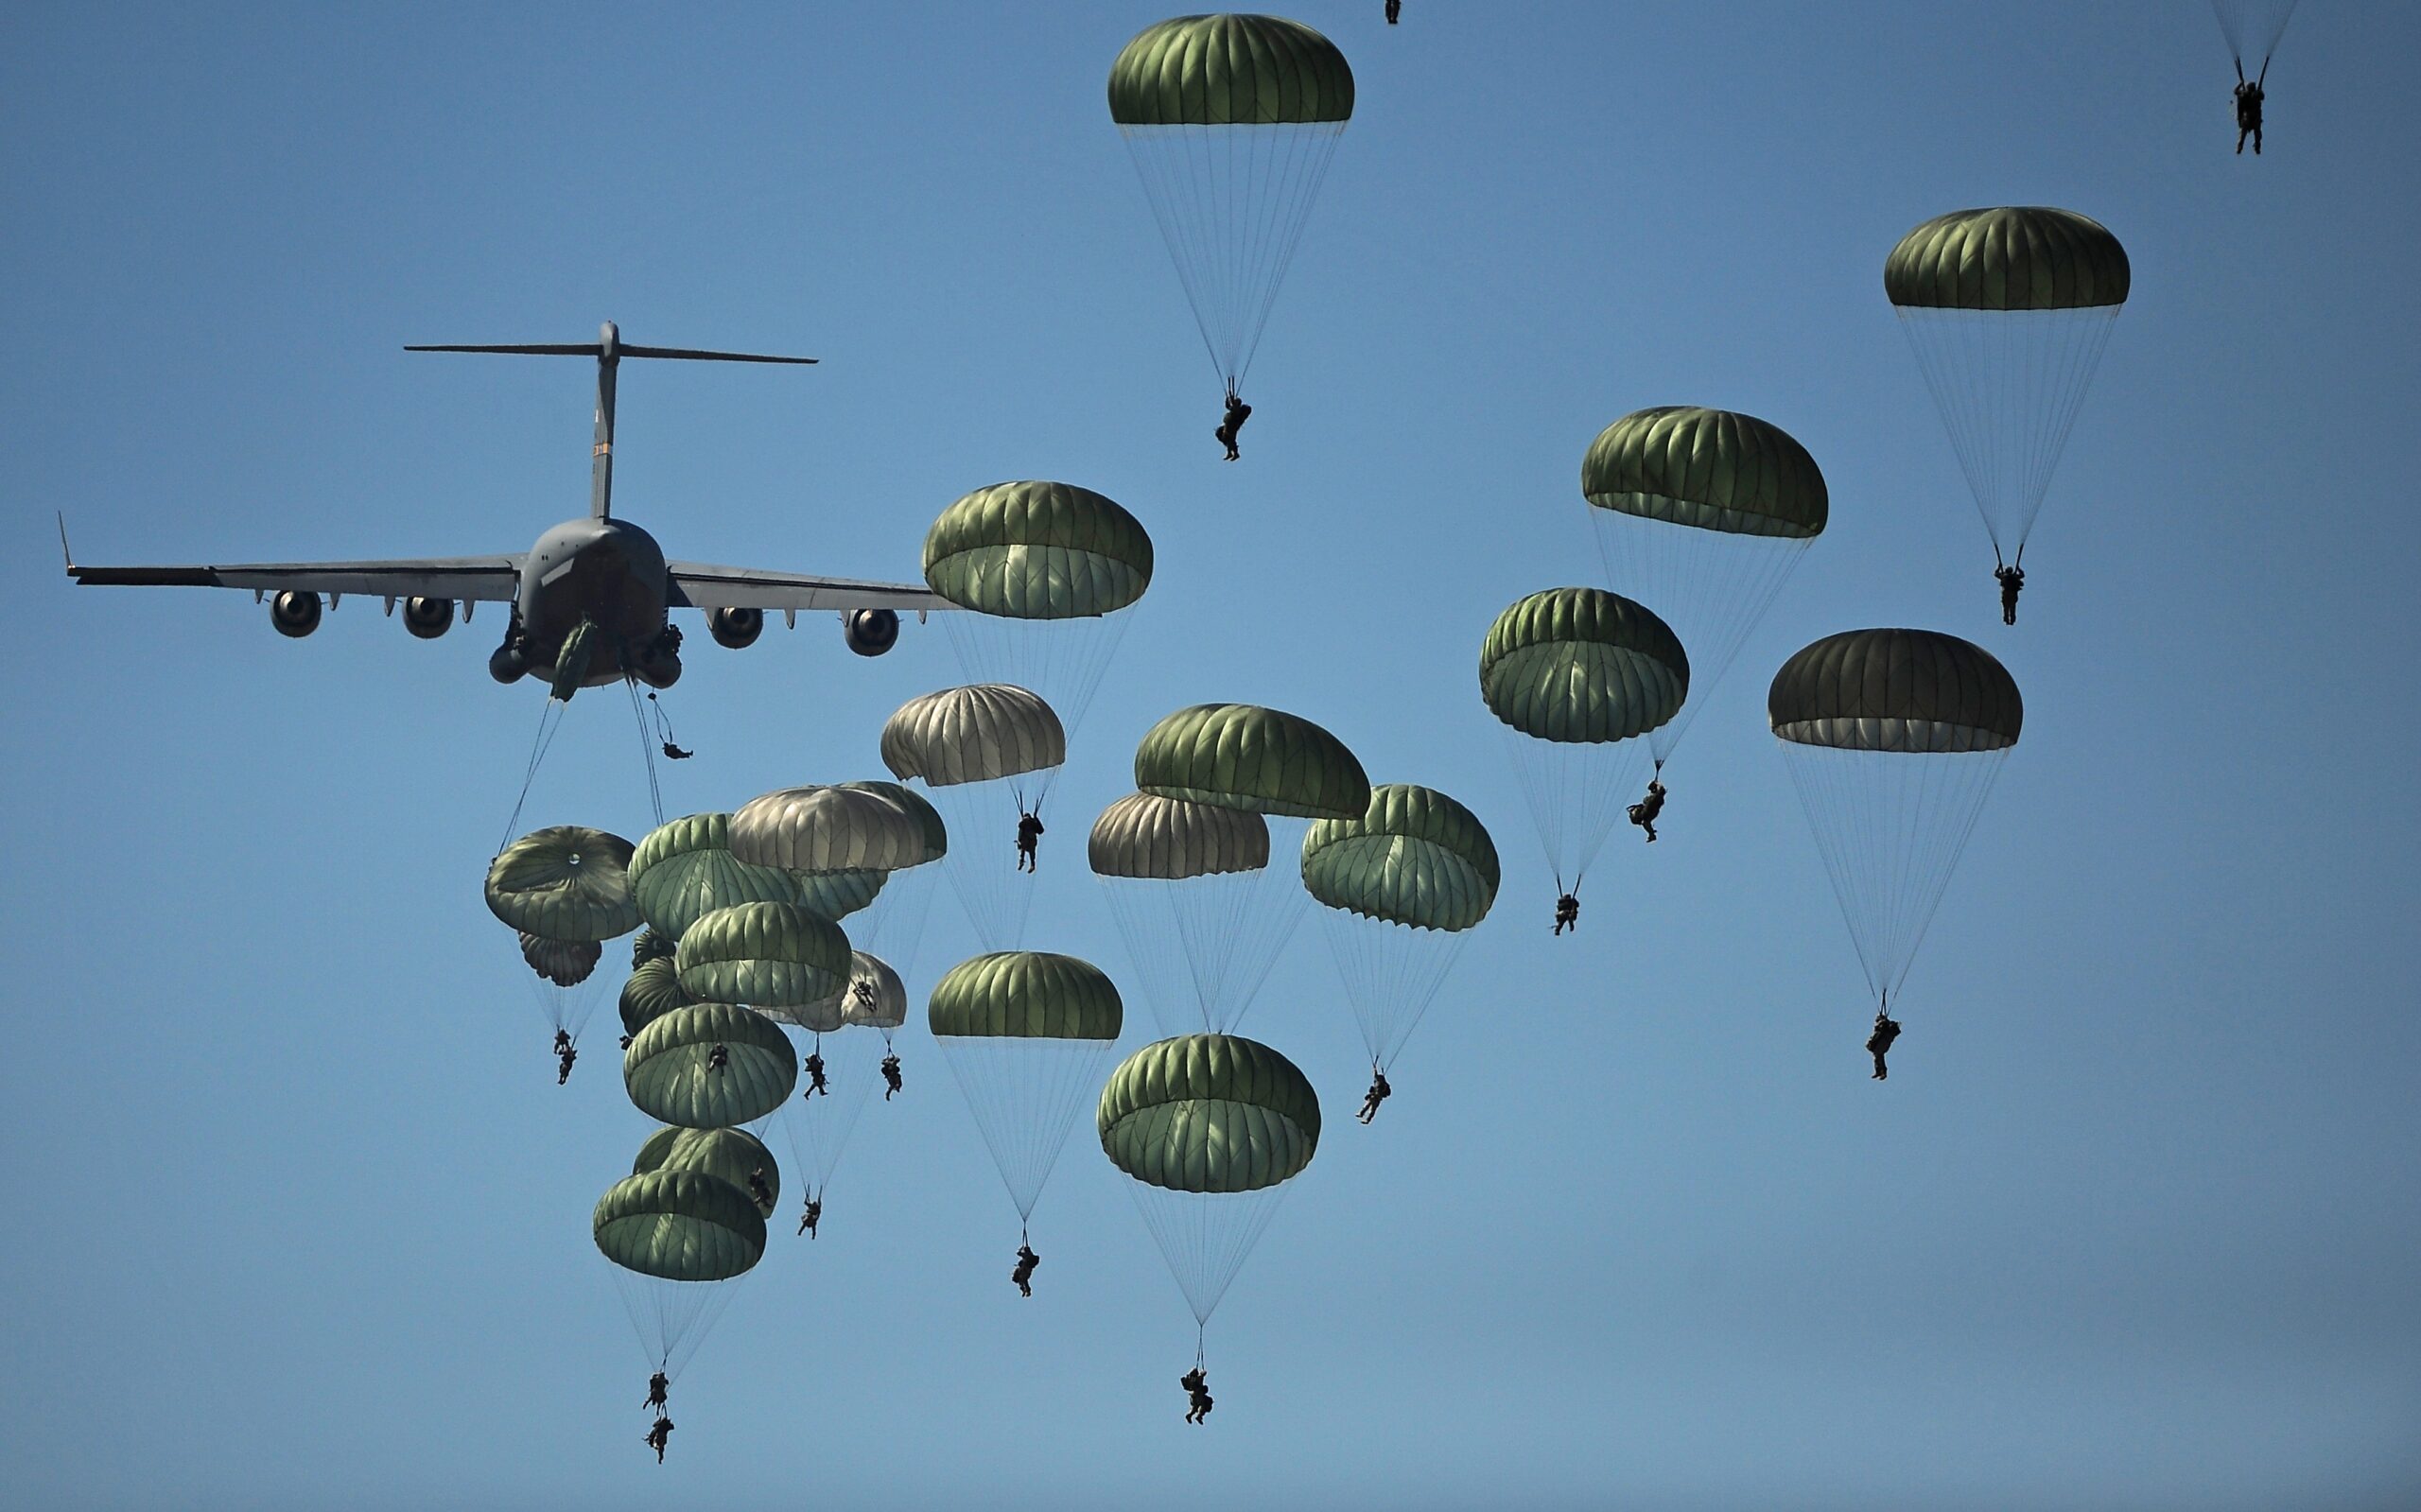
4, 4, 2417, 1508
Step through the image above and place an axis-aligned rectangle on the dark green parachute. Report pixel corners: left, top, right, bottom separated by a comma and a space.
1107, 13, 1355, 126
1099, 1034, 1319, 1194
922, 481, 1153, 621
1768, 630, 2023, 1027
1089, 791, 1270, 878
1885, 208, 2131, 311
593, 1167, 766, 1282
1583, 406, 1828, 539
627, 812, 805, 943
881, 684, 1067, 789
1301, 784, 1500, 932
635, 1126, 779, 1215
840, 781, 948, 864
1134, 704, 1370, 822
518, 931, 601, 988
623, 1002, 798, 1128
632, 928, 676, 967
1089, 791, 1294, 1037
1768, 629, 2023, 754
1480, 589, 1689, 743
484, 826, 641, 941
929, 952, 1125, 1041
619, 955, 694, 1039
673, 902, 852, 1010
1109, 15, 1353, 391
1885, 207, 2129, 580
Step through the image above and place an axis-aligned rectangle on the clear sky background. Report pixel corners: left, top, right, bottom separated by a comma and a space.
5, 4, 2418, 1508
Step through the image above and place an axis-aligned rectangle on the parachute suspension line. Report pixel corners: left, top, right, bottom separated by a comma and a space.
1898, 306, 2117, 562
1125, 1176, 1295, 1326
1099, 866, 1306, 1038
1781, 744, 2010, 1010
938, 603, 1137, 750
1319, 908, 1471, 1071
2210, 0, 2300, 74
1588, 513, 1812, 766
496, 695, 571, 854
1195, 1326, 1206, 1371
935, 1036, 1116, 1221
1498, 723, 1651, 894
608, 1266, 751, 1384
621, 676, 666, 829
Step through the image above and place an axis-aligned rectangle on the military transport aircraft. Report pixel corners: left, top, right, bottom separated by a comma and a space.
62, 322, 949, 694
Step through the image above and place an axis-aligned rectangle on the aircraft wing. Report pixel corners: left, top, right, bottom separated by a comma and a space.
65, 552, 525, 602
668, 562, 953, 615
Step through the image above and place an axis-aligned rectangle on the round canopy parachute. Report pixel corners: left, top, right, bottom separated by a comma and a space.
674, 902, 852, 1012
485, 826, 640, 940
1099, 1034, 1319, 1326
1090, 791, 1298, 1037
923, 481, 1151, 758
1769, 629, 2022, 1017
1301, 784, 1499, 1074
518, 931, 600, 989
632, 929, 675, 966
594, 1166, 765, 1377
635, 1126, 780, 1218
1583, 406, 1826, 769
843, 951, 908, 1034
730, 785, 930, 876
1886, 207, 2128, 575
882, 684, 1069, 951
627, 812, 805, 943
1108, 13, 1353, 390
931, 951, 1124, 1231
823, 782, 945, 1001
1134, 703, 1370, 821
776, 958, 898, 1215
623, 1002, 799, 1129
620, 955, 695, 1040
1480, 588, 1688, 892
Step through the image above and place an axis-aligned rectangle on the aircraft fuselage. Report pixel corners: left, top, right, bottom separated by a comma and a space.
494, 516, 679, 689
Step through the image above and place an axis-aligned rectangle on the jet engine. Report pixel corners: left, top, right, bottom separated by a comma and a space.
844, 608, 899, 657
270, 591, 322, 638
402, 597, 454, 639
708, 606, 763, 650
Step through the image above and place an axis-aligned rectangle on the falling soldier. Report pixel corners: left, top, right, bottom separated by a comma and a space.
797, 1195, 822, 1239
645, 1415, 674, 1463
2234, 64, 2265, 155
1867, 1008, 1902, 1081
643, 1371, 669, 1414
803, 1050, 829, 1098
554, 1030, 577, 1085
706, 1043, 728, 1075
746, 1166, 774, 1214
1182, 1367, 1214, 1424
1994, 563, 2025, 626
1553, 892, 1579, 936
1011, 1243, 1040, 1298
1356, 1067, 1391, 1124
1017, 809, 1045, 873
881, 1053, 903, 1101
1214, 388, 1251, 461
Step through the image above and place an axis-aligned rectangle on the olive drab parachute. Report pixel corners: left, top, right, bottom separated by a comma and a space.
922, 480, 1152, 757
620, 956, 695, 1040
487, 826, 640, 1042
1583, 407, 1827, 772
823, 782, 946, 999
635, 1126, 780, 1217
1769, 629, 2022, 1033
1885, 208, 2129, 589
1098, 1034, 1319, 1328
627, 813, 807, 944
1300, 784, 1500, 1075
632, 928, 675, 966
1133, 703, 1371, 822
595, 1165, 766, 1379
623, 1002, 799, 1129
729, 785, 931, 876
1089, 791, 1298, 1037
777, 951, 901, 1217
1480, 588, 1688, 895
673, 902, 852, 1013
930, 952, 1125, 1238
1108, 13, 1353, 392
882, 684, 1069, 949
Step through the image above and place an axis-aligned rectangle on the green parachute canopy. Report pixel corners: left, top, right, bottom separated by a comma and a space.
1583, 406, 1828, 540
1885, 207, 2131, 311
1301, 784, 1500, 932
881, 685, 1067, 788
1099, 1034, 1319, 1193
627, 813, 806, 943
619, 956, 694, 1038
1088, 791, 1271, 879
929, 951, 1124, 1041
922, 481, 1153, 620
1107, 13, 1355, 126
730, 786, 930, 875
1480, 588, 1689, 744
593, 1168, 766, 1282
1134, 703, 1370, 821
632, 928, 676, 967
635, 1126, 780, 1215
484, 826, 640, 941
673, 902, 852, 1010
623, 1002, 799, 1129
1768, 629, 2023, 754
518, 931, 600, 988
841, 952, 908, 1033
839, 781, 949, 864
